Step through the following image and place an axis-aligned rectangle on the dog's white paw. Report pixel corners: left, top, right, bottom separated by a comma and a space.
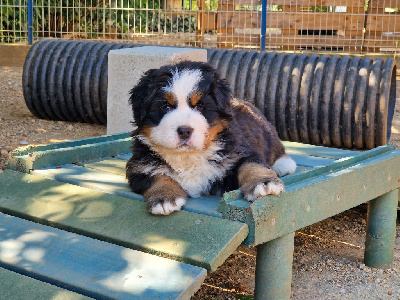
150, 197, 186, 215
245, 181, 284, 202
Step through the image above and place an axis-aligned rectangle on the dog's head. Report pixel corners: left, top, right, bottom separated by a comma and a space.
129, 61, 232, 152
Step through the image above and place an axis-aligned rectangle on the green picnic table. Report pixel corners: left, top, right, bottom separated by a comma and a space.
1, 132, 399, 299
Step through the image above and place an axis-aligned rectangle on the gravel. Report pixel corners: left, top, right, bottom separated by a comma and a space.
1, 65, 399, 299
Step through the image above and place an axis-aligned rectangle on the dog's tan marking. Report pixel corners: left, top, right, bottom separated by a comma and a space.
164, 91, 176, 106
144, 174, 187, 211
238, 163, 277, 187
189, 91, 202, 107
140, 126, 153, 139
204, 120, 229, 149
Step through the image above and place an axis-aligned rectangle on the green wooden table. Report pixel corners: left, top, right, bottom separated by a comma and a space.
2, 132, 399, 299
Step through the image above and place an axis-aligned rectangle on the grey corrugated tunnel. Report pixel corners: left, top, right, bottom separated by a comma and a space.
23, 39, 396, 150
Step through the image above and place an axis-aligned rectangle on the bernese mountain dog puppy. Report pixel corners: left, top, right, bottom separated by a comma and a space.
126, 61, 296, 215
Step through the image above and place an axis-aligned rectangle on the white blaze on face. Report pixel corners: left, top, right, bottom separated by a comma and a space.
149, 68, 209, 150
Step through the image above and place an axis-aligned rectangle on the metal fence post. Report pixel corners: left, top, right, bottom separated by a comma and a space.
260, 0, 267, 51
27, 0, 33, 45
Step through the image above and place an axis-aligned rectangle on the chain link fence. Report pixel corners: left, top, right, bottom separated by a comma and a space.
1, 0, 400, 53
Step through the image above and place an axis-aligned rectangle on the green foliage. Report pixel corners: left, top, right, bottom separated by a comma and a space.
1, 0, 27, 42
1, 0, 198, 42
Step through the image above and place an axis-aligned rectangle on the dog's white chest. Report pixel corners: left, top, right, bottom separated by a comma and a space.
153, 143, 231, 197
168, 154, 224, 197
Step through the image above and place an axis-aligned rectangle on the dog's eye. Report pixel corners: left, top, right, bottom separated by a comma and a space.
194, 102, 203, 111
163, 102, 174, 111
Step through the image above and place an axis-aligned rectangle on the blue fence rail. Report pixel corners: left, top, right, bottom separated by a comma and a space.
1, 1, 400, 53
0, 0, 268, 49
0, 0, 217, 48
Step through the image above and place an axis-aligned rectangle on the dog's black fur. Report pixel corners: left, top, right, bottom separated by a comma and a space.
126, 61, 295, 215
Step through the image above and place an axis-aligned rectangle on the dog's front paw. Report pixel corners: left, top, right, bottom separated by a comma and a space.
148, 197, 187, 215
241, 177, 284, 202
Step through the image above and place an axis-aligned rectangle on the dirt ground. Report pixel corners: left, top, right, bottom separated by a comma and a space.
0, 65, 399, 299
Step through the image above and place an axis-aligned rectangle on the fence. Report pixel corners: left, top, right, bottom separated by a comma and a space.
1, 0, 400, 53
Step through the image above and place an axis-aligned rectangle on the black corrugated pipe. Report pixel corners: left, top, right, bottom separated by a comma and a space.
23, 39, 139, 124
208, 49, 396, 150
23, 40, 396, 150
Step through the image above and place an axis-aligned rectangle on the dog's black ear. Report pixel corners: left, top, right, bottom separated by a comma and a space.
211, 71, 233, 119
129, 68, 159, 126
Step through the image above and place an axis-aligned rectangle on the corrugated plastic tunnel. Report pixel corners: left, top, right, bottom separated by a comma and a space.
23, 39, 396, 150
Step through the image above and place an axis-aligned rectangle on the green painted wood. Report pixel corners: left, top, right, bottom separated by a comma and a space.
364, 189, 398, 269
282, 141, 361, 159
0, 170, 248, 272
254, 232, 294, 300
115, 153, 133, 160
290, 154, 335, 167
32, 164, 136, 198
10, 132, 130, 156
79, 158, 128, 175
7, 135, 132, 173
31, 164, 223, 218
0, 267, 91, 300
219, 148, 400, 245
83, 157, 311, 177
0, 213, 207, 299
282, 145, 397, 186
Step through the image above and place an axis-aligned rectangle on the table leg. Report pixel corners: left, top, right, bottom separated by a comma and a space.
255, 232, 295, 300
364, 188, 398, 269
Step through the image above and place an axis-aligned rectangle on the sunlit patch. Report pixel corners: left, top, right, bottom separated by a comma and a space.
22, 247, 45, 263
297, 231, 363, 249
99, 248, 193, 294
49, 139, 70, 143
0, 230, 55, 264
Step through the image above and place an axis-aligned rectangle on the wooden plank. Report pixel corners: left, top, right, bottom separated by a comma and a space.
218, 11, 261, 28
290, 154, 335, 167
9, 132, 130, 156
367, 0, 400, 9
115, 153, 132, 160
198, 11, 217, 31
8, 134, 132, 173
218, 11, 365, 30
0, 170, 248, 271
363, 38, 400, 48
219, 146, 400, 245
31, 164, 222, 217
264, 35, 365, 47
282, 141, 361, 159
283, 145, 396, 185
282, 28, 363, 38
78, 158, 128, 175
219, 0, 365, 6
0, 267, 91, 300
0, 213, 207, 299
218, 35, 365, 49
366, 15, 400, 32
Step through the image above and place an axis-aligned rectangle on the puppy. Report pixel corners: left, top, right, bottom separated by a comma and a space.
126, 61, 296, 215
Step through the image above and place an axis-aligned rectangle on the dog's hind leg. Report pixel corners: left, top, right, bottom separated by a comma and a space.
272, 154, 297, 177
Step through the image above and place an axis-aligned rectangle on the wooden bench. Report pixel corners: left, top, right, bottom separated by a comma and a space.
2, 132, 400, 299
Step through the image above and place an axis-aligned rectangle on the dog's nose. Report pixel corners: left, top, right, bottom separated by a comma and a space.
177, 126, 193, 140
